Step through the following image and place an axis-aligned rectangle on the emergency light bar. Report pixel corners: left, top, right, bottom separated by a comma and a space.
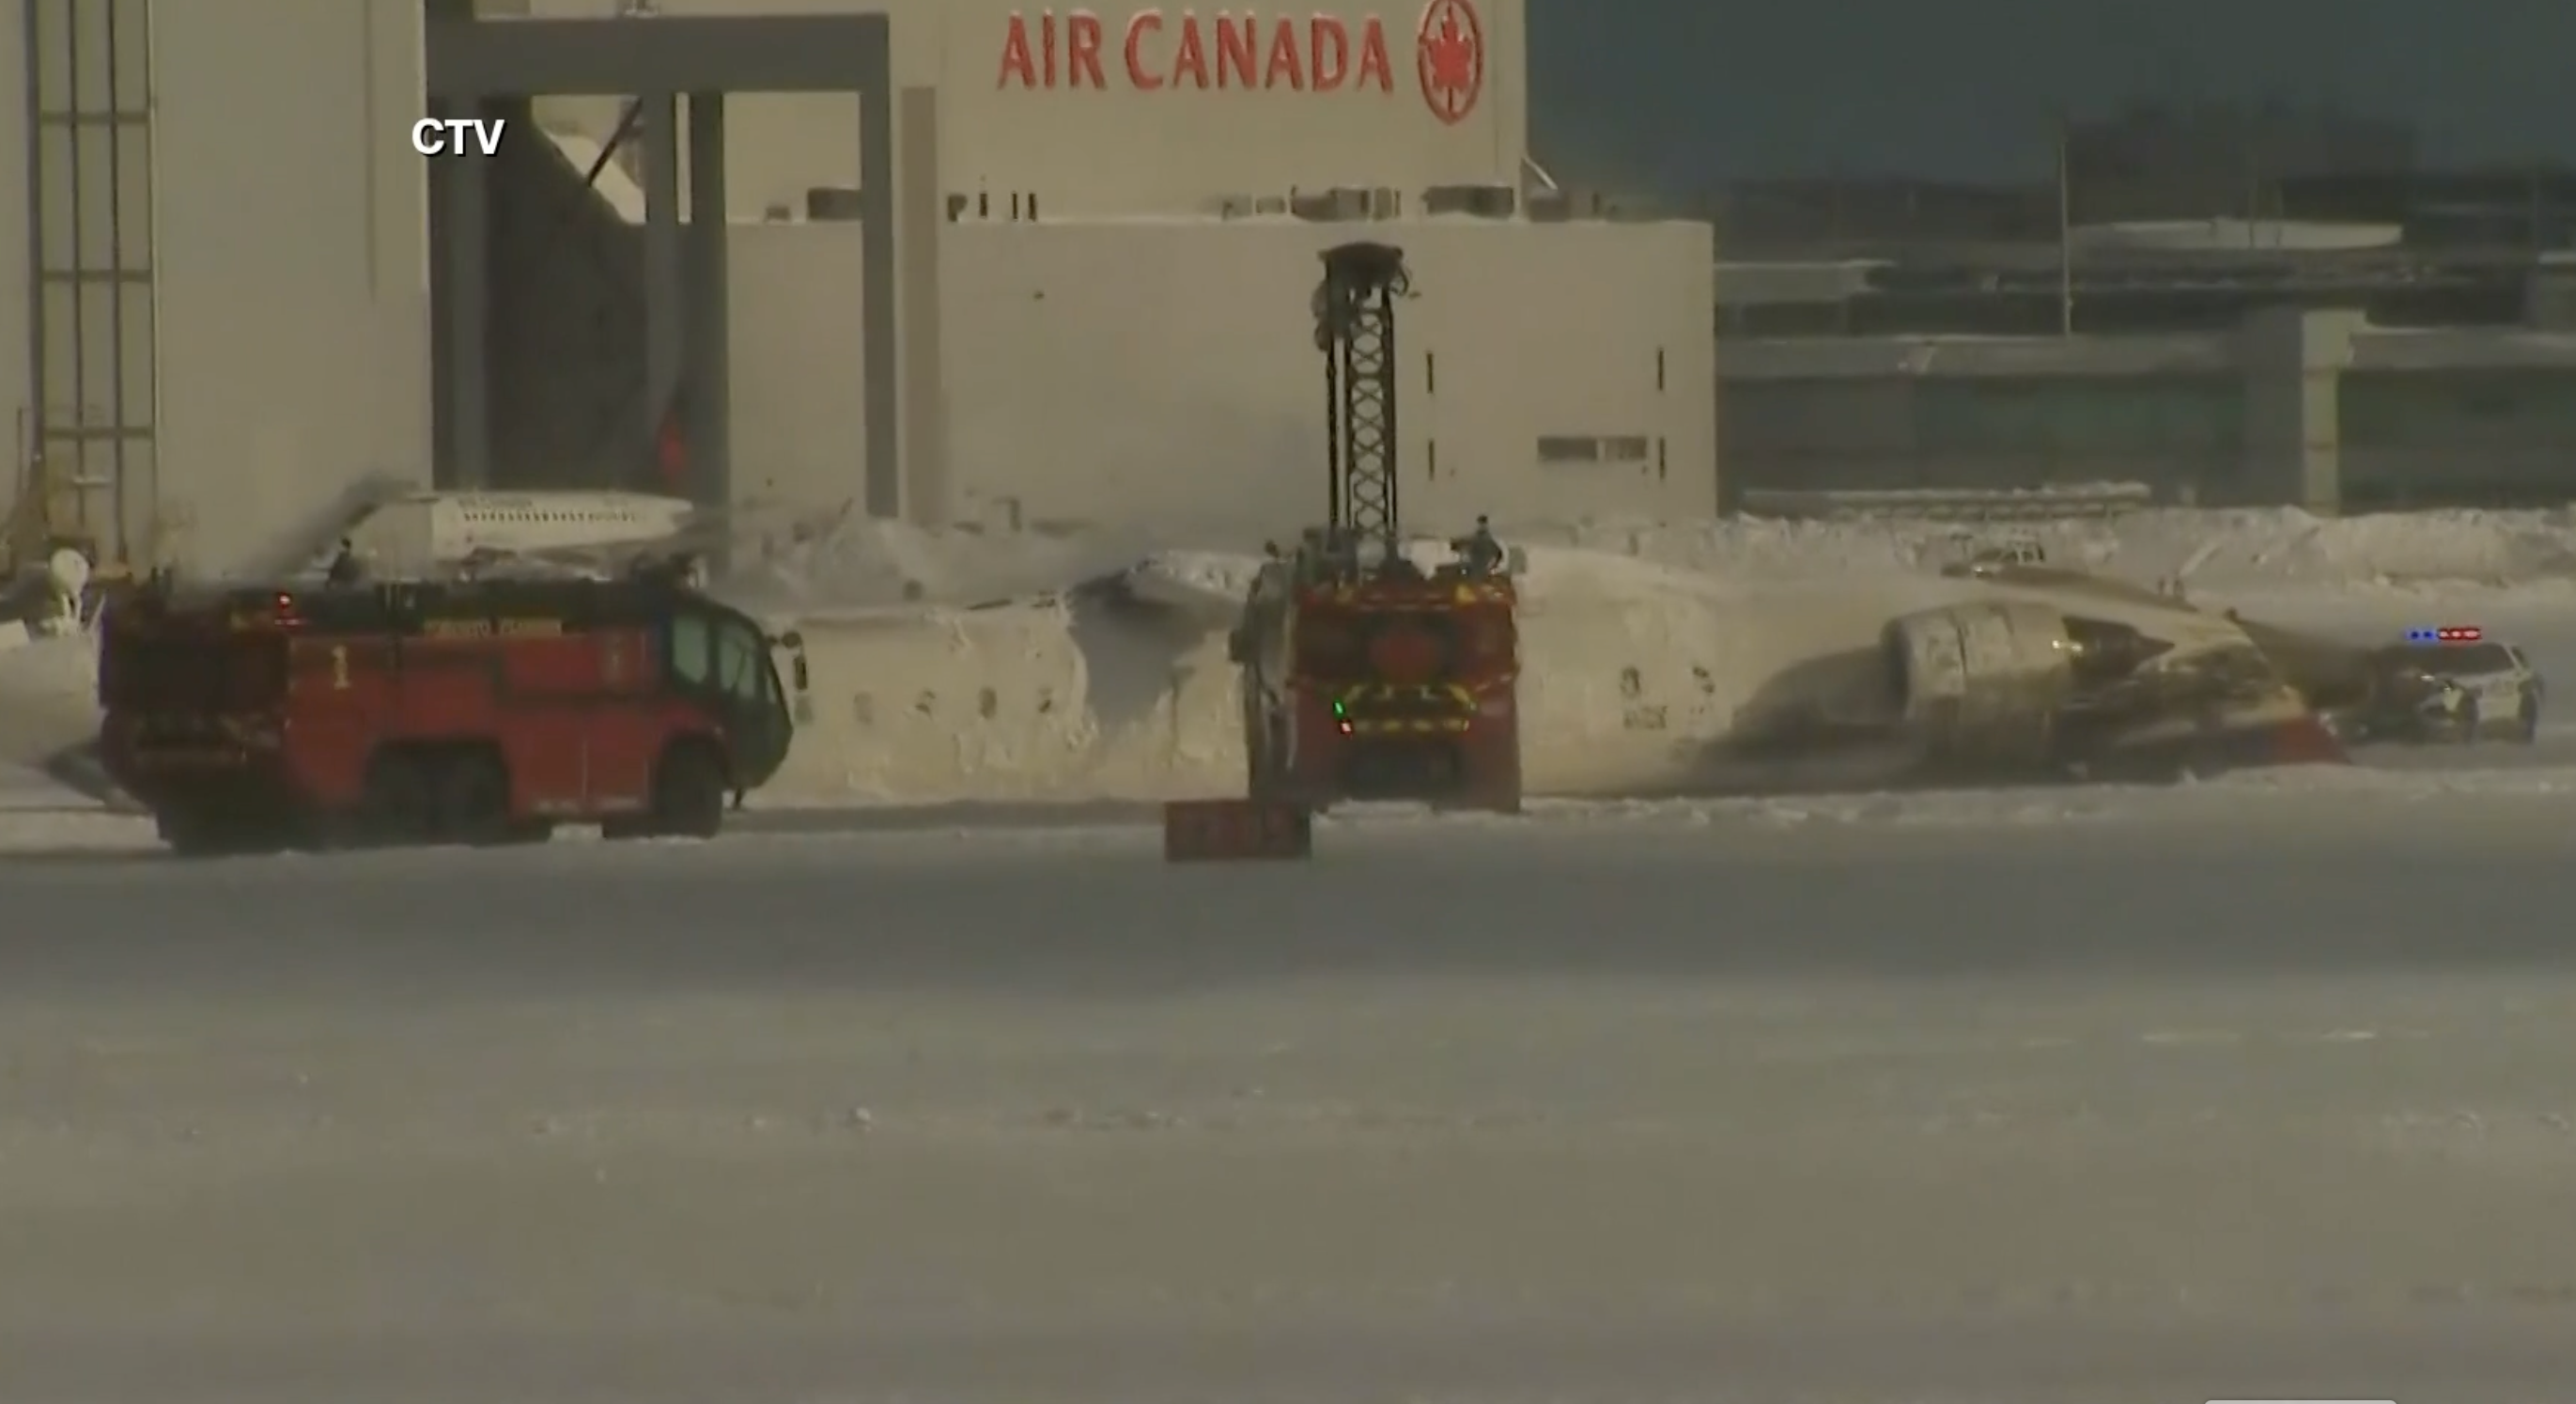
2404, 626, 2482, 644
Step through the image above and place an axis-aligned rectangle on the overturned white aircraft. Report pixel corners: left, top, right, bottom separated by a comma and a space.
750, 549, 2355, 807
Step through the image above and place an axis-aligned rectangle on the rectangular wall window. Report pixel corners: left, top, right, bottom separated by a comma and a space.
1538, 434, 1655, 464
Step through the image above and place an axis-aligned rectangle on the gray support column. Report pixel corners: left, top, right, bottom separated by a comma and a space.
896, 86, 946, 527
2239, 307, 2361, 514
684, 92, 730, 523
858, 80, 899, 518
639, 90, 683, 478
439, 94, 491, 489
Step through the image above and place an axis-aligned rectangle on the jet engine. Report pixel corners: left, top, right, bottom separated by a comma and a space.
1882, 601, 2180, 771
1883, 601, 2074, 769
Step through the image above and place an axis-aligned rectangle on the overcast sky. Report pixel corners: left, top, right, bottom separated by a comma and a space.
1529, 1, 2576, 186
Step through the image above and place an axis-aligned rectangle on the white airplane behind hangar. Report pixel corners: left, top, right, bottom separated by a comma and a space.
322, 490, 703, 580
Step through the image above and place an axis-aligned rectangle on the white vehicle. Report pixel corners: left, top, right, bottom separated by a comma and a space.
2347, 637, 2545, 744
1939, 535, 2048, 578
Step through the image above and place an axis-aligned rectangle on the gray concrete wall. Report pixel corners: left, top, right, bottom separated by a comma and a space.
1724, 320, 2576, 510
1718, 376, 2236, 500
726, 216, 1714, 539
2339, 366, 2576, 508
2238, 306, 2353, 512
148, 0, 432, 573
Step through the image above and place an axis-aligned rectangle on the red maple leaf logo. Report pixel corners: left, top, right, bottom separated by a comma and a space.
1415, 0, 1483, 126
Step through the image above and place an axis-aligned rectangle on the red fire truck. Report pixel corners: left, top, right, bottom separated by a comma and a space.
1166, 241, 1524, 861
97, 572, 804, 855
1233, 558, 1522, 811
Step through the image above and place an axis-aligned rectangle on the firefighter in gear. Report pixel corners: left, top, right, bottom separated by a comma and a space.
1453, 516, 1504, 576
325, 538, 365, 586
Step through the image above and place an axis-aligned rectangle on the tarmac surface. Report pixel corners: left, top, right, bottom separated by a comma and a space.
1, 793, 2574, 1401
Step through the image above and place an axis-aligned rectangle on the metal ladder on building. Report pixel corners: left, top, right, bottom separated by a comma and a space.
14, 0, 158, 574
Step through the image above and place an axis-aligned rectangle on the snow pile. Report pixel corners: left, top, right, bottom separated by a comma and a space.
722, 507, 2576, 619
0, 806, 154, 851
0, 631, 100, 776
722, 509, 1165, 611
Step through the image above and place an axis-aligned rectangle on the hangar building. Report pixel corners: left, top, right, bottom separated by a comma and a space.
0, 0, 1715, 576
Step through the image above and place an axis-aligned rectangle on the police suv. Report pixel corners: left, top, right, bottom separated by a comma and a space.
2347, 635, 2544, 745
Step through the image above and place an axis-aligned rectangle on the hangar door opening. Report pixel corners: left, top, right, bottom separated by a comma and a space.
429, 97, 656, 494
17, 0, 157, 569
427, 11, 896, 520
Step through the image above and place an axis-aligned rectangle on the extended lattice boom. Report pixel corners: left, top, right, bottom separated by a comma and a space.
1313, 242, 1410, 547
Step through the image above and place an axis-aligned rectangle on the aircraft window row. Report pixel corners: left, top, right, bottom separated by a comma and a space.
473, 510, 629, 523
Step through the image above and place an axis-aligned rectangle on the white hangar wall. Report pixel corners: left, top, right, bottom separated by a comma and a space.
725, 215, 1715, 537
149, 0, 433, 572
0, 0, 431, 574
508, 0, 1529, 218
479, 1, 1712, 537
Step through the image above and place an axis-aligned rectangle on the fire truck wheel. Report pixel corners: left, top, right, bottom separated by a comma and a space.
649, 741, 728, 839
355, 751, 435, 847
432, 749, 517, 846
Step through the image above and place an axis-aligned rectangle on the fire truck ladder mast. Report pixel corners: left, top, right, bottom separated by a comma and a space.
1313, 241, 1409, 554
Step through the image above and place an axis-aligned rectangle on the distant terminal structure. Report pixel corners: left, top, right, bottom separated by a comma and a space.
1705, 106, 2576, 514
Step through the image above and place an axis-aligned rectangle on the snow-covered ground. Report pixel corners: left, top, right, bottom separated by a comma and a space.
8, 507, 2576, 1398
1, 803, 2572, 1400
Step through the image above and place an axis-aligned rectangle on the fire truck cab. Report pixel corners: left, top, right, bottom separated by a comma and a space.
98, 572, 803, 855
1232, 535, 1522, 812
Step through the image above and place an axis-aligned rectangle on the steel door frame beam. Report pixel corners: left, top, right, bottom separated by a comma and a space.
426, 15, 888, 97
